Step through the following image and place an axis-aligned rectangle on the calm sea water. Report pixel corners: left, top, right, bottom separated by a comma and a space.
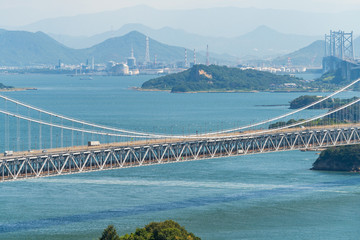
0, 74, 359, 240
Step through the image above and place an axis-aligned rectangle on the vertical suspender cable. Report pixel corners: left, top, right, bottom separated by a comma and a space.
81, 124, 84, 146
16, 104, 20, 152
28, 108, 31, 150
71, 122, 74, 147
4, 100, 6, 152
39, 112, 42, 149
61, 118, 63, 148
4, 99, 9, 151
50, 116, 53, 149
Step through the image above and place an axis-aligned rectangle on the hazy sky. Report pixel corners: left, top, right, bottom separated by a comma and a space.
1, 0, 359, 26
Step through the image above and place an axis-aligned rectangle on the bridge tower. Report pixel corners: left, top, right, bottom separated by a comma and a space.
325, 30, 354, 61
323, 30, 357, 80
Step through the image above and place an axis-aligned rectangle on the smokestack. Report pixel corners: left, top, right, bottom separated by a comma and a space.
206, 45, 209, 66
194, 49, 196, 65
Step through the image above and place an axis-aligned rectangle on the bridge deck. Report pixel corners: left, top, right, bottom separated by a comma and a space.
1, 123, 360, 182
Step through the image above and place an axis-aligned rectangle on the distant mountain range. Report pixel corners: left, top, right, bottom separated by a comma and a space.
11, 5, 360, 66
49, 24, 321, 59
19, 5, 360, 38
0, 26, 358, 68
0, 29, 232, 66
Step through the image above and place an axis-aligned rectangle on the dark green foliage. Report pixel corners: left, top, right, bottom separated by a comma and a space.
289, 95, 322, 109
171, 85, 189, 93
119, 220, 201, 240
142, 64, 304, 92
99, 225, 120, 240
289, 95, 357, 109
312, 145, 360, 171
268, 119, 303, 129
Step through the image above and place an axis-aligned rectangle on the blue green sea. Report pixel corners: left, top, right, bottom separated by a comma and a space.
0, 74, 359, 239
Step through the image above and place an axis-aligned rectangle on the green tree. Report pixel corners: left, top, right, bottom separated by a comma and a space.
99, 225, 120, 240
119, 220, 201, 240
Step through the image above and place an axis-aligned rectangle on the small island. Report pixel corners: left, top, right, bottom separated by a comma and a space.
0, 83, 13, 90
0, 82, 36, 92
141, 64, 308, 93
311, 145, 360, 172
289, 95, 357, 109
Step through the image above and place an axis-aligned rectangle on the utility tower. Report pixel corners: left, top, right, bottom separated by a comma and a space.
145, 36, 150, 64
325, 30, 354, 61
287, 57, 292, 67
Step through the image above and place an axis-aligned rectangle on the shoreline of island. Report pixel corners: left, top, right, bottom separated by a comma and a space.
0, 87, 37, 92
132, 87, 330, 94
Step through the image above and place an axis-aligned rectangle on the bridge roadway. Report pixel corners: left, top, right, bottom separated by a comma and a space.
1, 124, 360, 182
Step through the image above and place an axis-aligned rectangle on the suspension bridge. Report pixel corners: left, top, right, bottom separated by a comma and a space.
1, 78, 360, 182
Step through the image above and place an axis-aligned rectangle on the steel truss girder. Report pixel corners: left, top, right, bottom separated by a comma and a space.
1, 127, 360, 182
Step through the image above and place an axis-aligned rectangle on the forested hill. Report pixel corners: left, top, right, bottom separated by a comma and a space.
141, 65, 306, 92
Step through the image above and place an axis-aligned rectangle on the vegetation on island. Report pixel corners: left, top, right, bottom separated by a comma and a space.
268, 118, 344, 129
141, 64, 307, 93
141, 63, 360, 93
289, 95, 357, 109
269, 97, 360, 129
99, 220, 201, 240
311, 145, 360, 172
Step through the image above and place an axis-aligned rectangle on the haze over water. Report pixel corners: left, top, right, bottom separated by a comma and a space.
0, 75, 359, 239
